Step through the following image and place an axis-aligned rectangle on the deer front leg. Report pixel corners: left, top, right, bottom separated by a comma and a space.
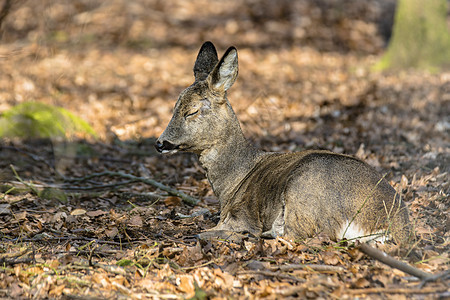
197, 211, 262, 242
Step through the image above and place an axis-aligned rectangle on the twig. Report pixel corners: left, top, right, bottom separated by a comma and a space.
122, 191, 162, 202
4, 235, 136, 246
0, 247, 29, 260
0, 258, 35, 266
2, 145, 54, 170
65, 170, 200, 205
88, 242, 98, 266
272, 263, 344, 273
348, 286, 448, 295
176, 208, 211, 219
179, 260, 215, 270
10, 165, 39, 195
237, 270, 304, 282
62, 180, 139, 190
278, 279, 339, 296
277, 237, 294, 250
71, 261, 128, 276
0, 247, 34, 266
48, 250, 121, 256
418, 269, 450, 289
357, 243, 432, 280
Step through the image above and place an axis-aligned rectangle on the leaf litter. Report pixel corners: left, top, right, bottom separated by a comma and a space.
0, 0, 449, 299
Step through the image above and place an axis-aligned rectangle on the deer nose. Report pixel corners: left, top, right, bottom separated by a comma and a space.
155, 140, 176, 153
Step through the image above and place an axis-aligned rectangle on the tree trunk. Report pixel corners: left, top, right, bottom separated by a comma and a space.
375, 0, 450, 71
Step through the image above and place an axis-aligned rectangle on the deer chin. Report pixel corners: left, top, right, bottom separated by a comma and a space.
161, 144, 192, 154
161, 149, 179, 154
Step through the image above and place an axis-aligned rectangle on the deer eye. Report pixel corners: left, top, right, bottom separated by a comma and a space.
184, 110, 199, 119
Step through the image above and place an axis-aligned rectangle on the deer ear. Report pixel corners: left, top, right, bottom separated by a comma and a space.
193, 41, 219, 82
208, 46, 238, 93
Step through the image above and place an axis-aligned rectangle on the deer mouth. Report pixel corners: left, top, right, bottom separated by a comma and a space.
155, 140, 180, 154
160, 148, 179, 154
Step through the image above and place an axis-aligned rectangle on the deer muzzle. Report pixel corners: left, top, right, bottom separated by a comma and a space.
155, 139, 179, 154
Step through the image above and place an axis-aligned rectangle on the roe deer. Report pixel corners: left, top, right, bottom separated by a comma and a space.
155, 42, 411, 244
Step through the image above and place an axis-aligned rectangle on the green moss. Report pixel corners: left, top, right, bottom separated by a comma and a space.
0, 102, 97, 139
39, 187, 68, 204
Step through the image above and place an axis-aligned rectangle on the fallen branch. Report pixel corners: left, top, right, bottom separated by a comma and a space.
0, 247, 29, 260
0, 246, 35, 266
5, 235, 136, 246
273, 263, 344, 273
65, 170, 200, 206
69, 261, 128, 276
62, 180, 139, 190
237, 270, 304, 282
348, 286, 448, 295
357, 243, 434, 281
179, 260, 215, 270
0, 258, 35, 266
176, 208, 211, 219
418, 269, 450, 289
278, 279, 339, 296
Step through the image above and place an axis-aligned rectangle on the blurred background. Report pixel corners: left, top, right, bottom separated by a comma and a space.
0, 0, 401, 140
0, 0, 448, 160
0, 0, 398, 51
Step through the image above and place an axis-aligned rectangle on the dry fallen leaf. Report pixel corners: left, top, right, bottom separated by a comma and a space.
105, 227, 119, 239
128, 215, 143, 227
321, 251, 340, 265
14, 211, 27, 221
86, 210, 106, 217
164, 196, 182, 206
177, 275, 195, 296
70, 208, 87, 216
353, 277, 371, 288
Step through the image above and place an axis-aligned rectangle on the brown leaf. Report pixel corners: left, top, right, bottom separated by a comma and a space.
164, 196, 182, 206
321, 251, 340, 265
111, 275, 129, 288
400, 174, 409, 190
213, 268, 234, 289
347, 248, 364, 261
0, 203, 11, 215
189, 242, 204, 262
178, 241, 204, 265
10, 282, 23, 299
51, 212, 67, 224
70, 208, 86, 216
86, 210, 106, 217
177, 275, 195, 296
47, 260, 60, 269
105, 227, 119, 239
59, 254, 74, 265
49, 284, 65, 297
128, 215, 143, 227
353, 277, 371, 288
92, 273, 111, 288
14, 211, 27, 221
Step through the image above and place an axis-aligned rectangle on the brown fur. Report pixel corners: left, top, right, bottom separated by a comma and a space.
156, 42, 411, 244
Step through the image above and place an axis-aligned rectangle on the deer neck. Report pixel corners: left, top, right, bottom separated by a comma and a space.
198, 124, 263, 207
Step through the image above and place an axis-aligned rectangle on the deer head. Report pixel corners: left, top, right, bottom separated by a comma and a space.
155, 42, 240, 155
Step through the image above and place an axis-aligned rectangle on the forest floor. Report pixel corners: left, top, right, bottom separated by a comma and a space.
0, 0, 449, 299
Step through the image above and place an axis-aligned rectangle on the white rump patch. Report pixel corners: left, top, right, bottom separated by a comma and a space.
337, 221, 387, 243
